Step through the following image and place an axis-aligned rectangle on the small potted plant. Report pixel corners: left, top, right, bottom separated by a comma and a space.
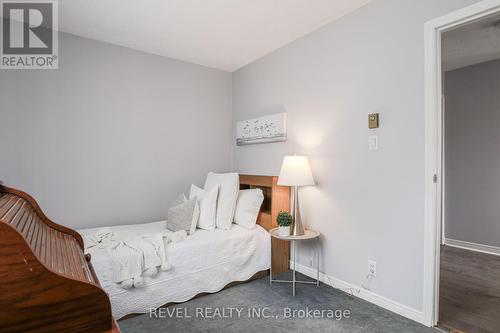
277, 211, 293, 236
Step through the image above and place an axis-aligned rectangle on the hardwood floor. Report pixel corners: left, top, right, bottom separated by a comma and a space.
438, 245, 500, 333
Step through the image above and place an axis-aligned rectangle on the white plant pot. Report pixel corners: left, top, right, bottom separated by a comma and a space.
278, 226, 290, 237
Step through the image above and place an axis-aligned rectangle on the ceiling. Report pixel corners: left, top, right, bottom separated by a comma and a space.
443, 13, 500, 71
59, 0, 372, 72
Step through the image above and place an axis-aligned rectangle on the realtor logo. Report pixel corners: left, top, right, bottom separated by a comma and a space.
1, 0, 58, 69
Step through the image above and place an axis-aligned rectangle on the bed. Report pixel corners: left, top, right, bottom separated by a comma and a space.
81, 174, 290, 320
0, 175, 289, 330
79, 221, 270, 319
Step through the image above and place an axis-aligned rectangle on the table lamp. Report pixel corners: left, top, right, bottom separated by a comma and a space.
277, 155, 314, 236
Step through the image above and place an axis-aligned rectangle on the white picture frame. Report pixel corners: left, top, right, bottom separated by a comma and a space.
236, 113, 287, 145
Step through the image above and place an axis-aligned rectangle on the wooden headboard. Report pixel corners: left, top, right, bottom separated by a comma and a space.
239, 175, 290, 275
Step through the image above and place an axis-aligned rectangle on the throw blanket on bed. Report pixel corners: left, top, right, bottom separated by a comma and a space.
85, 228, 186, 289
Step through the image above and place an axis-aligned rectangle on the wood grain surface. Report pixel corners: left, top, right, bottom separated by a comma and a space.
439, 245, 500, 333
0, 184, 120, 333
240, 174, 290, 276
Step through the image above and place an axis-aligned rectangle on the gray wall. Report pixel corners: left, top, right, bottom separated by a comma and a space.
232, 0, 480, 312
445, 60, 500, 248
0, 32, 233, 229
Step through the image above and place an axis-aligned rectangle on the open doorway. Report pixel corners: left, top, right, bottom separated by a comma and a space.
438, 15, 500, 332
424, 1, 500, 330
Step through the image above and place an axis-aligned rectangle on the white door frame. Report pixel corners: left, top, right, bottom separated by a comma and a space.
423, 0, 500, 326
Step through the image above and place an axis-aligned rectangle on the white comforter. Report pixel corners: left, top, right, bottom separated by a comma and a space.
84, 228, 186, 289
79, 221, 271, 319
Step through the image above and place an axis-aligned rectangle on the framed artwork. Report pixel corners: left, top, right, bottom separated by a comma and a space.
236, 113, 287, 145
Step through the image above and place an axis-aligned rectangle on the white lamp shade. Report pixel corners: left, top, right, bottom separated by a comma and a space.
277, 155, 314, 186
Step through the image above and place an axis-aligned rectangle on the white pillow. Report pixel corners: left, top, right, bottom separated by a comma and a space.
189, 184, 219, 231
204, 172, 239, 230
233, 189, 264, 229
167, 196, 199, 235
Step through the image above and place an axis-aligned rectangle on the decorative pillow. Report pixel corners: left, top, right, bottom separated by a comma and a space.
171, 193, 187, 207
233, 189, 264, 229
189, 184, 219, 231
204, 172, 239, 230
166, 196, 199, 235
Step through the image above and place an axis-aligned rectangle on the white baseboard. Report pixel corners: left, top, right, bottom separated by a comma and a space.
290, 262, 426, 325
445, 238, 500, 256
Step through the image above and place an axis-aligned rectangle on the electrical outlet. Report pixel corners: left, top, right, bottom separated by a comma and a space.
368, 260, 377, 276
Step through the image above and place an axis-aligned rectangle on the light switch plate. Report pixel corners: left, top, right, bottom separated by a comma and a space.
369, 135, 378, 150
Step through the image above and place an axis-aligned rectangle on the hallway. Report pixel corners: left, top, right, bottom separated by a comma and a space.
439, 246, 500, 333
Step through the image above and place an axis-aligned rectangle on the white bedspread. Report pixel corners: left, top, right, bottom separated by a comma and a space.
79, 221, 271, 319
84, 228, 185, 289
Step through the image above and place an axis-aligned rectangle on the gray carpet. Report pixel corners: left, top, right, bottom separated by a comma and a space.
119, 272, 436, 333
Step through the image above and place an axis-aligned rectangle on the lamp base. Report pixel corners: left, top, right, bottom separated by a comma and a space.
291, 186, 305, 236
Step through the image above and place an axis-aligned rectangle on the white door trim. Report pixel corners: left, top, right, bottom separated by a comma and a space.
423, 0, 500, 326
